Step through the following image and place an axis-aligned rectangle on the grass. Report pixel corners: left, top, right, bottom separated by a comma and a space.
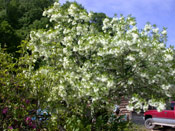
130, 124, 150, 131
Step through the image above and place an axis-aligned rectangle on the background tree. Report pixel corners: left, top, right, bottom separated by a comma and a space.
0, 20, 20, 52
0, 0, 55, 55
91, 12, 107, 31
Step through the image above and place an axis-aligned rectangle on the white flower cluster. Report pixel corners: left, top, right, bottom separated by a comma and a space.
144, 24, 152, 31
152, 28, 159, 33
161, 30, 167, 35
102, 18, 111, 32
161, 84, 171, 90
27, 1, 175, 114
149, 100, 166, 112
68, 4, 77, 17
127, 97, 149, 112
128, 97, 166, 112
164, 54, 173, 61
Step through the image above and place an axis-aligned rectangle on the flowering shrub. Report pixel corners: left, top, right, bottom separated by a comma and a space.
0, 47, 30, 129
29, 0, 174, 110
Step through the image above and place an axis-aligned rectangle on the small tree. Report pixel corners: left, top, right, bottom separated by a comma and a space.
21, 1, 175, 130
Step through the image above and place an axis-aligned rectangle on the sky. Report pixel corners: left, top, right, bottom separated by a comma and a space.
60, 0, 175, 47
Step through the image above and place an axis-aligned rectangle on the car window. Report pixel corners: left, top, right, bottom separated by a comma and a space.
165, 103, 175, 110
165, 104, 171, 110
148, 105, 156, 110
170, 103, 175, 110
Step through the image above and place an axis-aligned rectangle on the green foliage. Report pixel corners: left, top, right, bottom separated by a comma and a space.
0, 20, 20, 53
0, 47, 29, 129
91, 12, 107, 31
0, 0, 55, 55
108, 115, 132, 131
61, 1, 85, 10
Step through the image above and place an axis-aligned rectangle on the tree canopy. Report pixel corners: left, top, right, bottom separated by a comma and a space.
28, 1, 175, 110
0, 0, 55, 55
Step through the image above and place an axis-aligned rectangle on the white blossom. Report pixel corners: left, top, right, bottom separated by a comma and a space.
152, 28, 159, 33
132, 33, 138, 42
161, 84, 171, 90
132, 26, 137, 31
165, 54, 173, 61
126, 105, 134, 111
144, 24, 152, 31
161, 30, 167, 35
126, 55, 135, 61
130, 21, 136, 26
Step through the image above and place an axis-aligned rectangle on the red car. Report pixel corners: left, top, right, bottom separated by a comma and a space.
144, 101, 175, 129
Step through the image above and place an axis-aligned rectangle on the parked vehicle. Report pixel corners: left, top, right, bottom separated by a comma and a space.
144, 101, 175, 129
